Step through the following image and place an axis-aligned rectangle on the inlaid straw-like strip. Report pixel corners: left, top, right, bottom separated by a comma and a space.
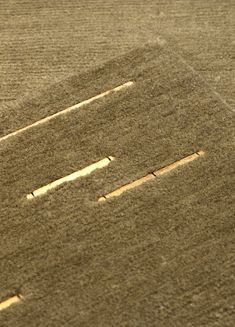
27, 156, 115, 199
0, 81, 134, 143
0, 294, 23, 311
99, 151, 204, 201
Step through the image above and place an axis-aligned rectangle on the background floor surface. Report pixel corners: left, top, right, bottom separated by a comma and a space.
0, 1, 234, 326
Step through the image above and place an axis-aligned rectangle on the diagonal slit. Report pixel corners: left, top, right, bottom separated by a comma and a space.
27, 156, 115, 199
98, 151, 204, 201
0, 81, 134, 143
0, 294, 23, 311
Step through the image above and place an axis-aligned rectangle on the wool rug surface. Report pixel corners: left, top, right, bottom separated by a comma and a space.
0, 1, 234, 327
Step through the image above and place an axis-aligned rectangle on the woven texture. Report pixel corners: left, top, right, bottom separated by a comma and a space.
0, 1, 235, 326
